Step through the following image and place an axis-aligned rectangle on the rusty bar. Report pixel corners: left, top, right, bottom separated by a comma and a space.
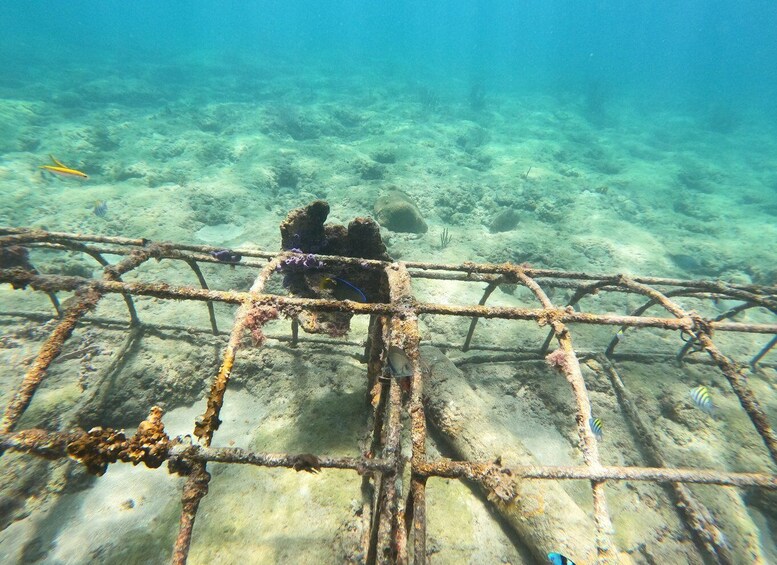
59, 241, 141, 325
7, 226, 777, 296
171, 256, 283, 565
385, 263, 427, 563
0, 247, 153, 434
415, 459, 777, 488
373, 263, 413, 563
1, 428, 774, 489
751, 334, 777, 368
461, 278, 500, 352
595, 355, 735, 563
696, 329, 777, 465
676, 301, 755, 361
541, 279, 620, 354
33, 240, 273, 271
194, 256, 282, 446
172, 462, 210, 565
46, 291, 61, 316
516, 267, 620, 564
374, 379, 403, 564
7, 269, 777, 334
365, 315, 390, 565
184, 258, 219, 336
26, 257, 62, 316
619, 277, 777, 466
168, 443, 394, 473
604, 288, 757, 359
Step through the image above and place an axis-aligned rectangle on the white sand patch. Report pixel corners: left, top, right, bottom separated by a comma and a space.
195, 223, 245, 244
42, 401, 203, 563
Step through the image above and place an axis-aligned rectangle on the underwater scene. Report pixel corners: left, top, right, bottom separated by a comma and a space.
1, 1, 776, 564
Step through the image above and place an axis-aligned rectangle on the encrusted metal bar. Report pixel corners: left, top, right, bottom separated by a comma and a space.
540, 278, 618, 354
172, 256, 283, 564
676, 301, 755, 361
184, 258, 219, 336
415, 459, 777, 488
60, 240, 140, 325
6, 268, 777, 335
5, 227, 776, 295
193, 256, 282, 445
172, 462, 210, 565
0, 247, 153, 434
385, 263, 427, 564
374, 379, 404, 564
1, 427, 774, 488
2, 227, 777, 565
595, 355, 734, 564
461, 278, 500, 352
365, 314, 391, 565
751, 334, 777, 368
515, 266, 619, 564
618, 277, 777, 466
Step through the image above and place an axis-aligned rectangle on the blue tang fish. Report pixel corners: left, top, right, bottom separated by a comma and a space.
320, 276, 367, 302
548, 552, 575, 565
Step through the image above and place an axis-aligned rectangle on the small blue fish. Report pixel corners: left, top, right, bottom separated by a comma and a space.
548, 552, 576, 565
690, 385, 713, 414
320, 276, 367, 302
93, 200, 108, 218
589, 417, 603, 441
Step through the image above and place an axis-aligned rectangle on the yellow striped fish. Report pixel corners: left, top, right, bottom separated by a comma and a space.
690, 385, 713, 414
589, 417, 603, 441
40, 155, 88, 180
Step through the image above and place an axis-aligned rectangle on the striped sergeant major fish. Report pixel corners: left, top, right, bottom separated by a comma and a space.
589, 417, 603, 441
690, 385, 713, 415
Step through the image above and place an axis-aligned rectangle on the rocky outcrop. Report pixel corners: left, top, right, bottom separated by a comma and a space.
374, 190, 428, 234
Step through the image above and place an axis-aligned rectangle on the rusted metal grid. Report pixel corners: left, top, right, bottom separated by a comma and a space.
0, 226, 776, 564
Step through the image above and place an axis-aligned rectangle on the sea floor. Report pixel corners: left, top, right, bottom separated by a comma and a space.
1, 56, 776, 563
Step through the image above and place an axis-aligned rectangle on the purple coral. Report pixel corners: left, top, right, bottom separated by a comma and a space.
276, 249, 323, 272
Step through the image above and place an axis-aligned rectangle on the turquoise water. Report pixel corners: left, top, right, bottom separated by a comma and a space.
1, 2, 777, 564
1, 1, 776, 280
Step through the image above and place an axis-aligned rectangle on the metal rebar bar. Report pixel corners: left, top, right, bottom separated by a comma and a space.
2, 227, 777, 564
618, 277, 777, 466
385, 263, 428, 564
6, 226, 776, 296
6, 269, 777, 336
1, 428, 774, 489
515, 267, 620, 564
461, 278, 500, 352
595, 355, 734, 564
171, 256, 283, 564
0, 292, 97, 435
0, 247, 152, 434
751, 334, 777, 368
184, 258, 219, 335
414, 459, 777, 488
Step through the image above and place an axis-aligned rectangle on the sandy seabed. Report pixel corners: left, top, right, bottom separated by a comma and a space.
1, 55, 776, 563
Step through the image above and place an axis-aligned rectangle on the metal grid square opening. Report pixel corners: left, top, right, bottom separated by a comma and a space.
1, 226, 776, 564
